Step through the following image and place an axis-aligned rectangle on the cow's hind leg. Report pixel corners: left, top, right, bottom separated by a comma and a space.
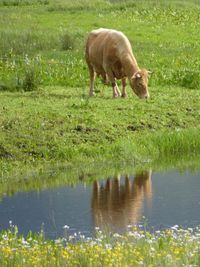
105, 67, 121, 98
87, 64, 96, 96
102, 72, 110, 85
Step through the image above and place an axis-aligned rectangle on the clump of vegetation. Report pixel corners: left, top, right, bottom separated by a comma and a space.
0, 31, 58, 56
0, 0, 49, 6
0, 55, 40, 91
0, 145, 12, 159
0, 223, 199, 267
60, 32, 76, 50
173, 69, 200, 89
21, 67, 39, 91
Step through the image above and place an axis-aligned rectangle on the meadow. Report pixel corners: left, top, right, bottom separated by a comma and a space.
1, 0, 200, 90
0, 0, 200, 179
0, 1, 200, 265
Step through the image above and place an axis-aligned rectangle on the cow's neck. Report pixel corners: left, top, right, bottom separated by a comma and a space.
122, 54, 139, 79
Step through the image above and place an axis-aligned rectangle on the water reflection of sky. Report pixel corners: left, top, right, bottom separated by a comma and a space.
0, 169, 199, 239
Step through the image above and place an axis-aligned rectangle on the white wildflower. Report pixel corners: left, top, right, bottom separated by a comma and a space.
63, 225, 70, 229
171, 225, 179, 230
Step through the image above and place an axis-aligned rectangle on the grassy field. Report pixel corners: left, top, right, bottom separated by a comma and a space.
0, 0, 200, 177
1, 0, 200, 90
0, 1, 200, 265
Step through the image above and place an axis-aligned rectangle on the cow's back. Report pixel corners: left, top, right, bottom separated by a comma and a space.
85, 28, 110, 67
85, 28, 133, 69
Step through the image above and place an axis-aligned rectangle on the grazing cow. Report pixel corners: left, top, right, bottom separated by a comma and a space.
85, 28, 151, 98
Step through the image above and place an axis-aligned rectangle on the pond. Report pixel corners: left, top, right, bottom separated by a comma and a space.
0, 169, 199, 239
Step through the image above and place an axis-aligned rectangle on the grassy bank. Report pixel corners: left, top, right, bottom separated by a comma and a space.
0, 224, 199, 267
0, 0, 200, 178
0, 85, 200, 178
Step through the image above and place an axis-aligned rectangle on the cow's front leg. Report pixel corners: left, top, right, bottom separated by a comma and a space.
121, 77, 127, 98
115, 82, 121, 97
112, 81, 121, 98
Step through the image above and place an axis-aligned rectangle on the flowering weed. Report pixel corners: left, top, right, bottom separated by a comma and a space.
0, 225, 200, 266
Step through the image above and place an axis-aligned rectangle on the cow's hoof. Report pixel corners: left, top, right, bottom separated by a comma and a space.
89, 92, 95, 97
121, 94, 127, 98
113, 94, 119, 98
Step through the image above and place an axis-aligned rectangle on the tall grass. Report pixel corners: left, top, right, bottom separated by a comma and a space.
0, 1, 200, 90
0, 31, 58, 55
46, 0, 111, 12
0, 0, 49, 6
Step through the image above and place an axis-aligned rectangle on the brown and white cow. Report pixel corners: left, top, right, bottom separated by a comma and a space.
85, 28, 151, 98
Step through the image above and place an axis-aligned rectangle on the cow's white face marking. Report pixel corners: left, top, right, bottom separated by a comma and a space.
130, 69, 150, 99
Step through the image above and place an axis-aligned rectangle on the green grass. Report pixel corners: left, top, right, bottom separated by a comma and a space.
0, 0, 200, 176
0, 224, 199, 267
0, 1, 200, 265
0, 85, 200, 179
0, 0, 200, 90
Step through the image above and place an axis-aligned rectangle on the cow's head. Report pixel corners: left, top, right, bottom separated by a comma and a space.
130, 69, 151, 99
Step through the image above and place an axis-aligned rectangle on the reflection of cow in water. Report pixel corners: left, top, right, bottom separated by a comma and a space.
91, 170, 152, 231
